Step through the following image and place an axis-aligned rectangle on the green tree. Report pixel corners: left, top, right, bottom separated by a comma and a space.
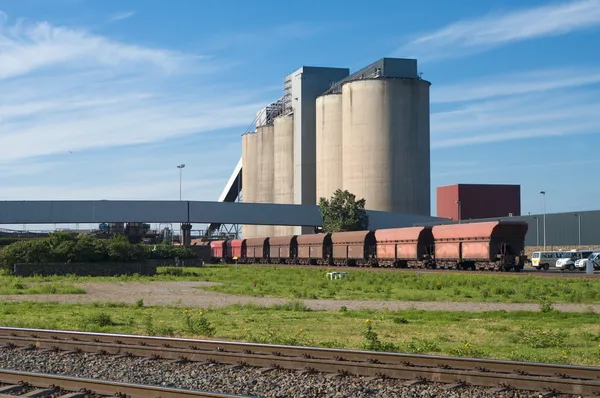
318, 189, 369, 233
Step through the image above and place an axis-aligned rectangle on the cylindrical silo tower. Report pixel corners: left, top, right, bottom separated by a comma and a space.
342, 78, 431, 215
256, 124, 275, 237
273, 114, 294, 237
241, 132, 258, 238
316, 93, 343, 203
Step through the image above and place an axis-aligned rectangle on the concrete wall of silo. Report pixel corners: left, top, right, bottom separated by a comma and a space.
241, 132, 258, 238
342, 78, 431, 216
315, 93, 343, 203
288, 66, 350, 235
256, 124, 275, 237
273, 114, 295, 237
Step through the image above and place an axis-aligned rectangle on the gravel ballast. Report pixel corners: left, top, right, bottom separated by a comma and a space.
0, 347, 580, 397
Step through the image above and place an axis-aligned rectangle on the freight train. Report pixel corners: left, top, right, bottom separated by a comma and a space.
209, 221, 529, 272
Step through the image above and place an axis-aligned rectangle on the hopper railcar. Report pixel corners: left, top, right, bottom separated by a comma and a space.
296, 233, 332, 265
207, 220, 528, 272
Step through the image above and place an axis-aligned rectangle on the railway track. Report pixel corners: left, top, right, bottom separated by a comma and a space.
0, 327, 598, 396
0, 368, 243, 397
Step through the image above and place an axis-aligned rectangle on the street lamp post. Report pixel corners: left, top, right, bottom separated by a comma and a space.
177, 164, 185, 201
456, 200, 462, 224
574, 213, 581, 246
539, 191, 546, 250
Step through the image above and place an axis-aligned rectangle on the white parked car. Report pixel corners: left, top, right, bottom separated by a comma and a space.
556, 250, 595, 271
576, 252, 600, 271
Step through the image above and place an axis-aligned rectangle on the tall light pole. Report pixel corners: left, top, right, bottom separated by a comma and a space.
539, 191, 546, 250
574, 213, 581, 246
456, 200, 462, 224
177, 164, 185, 201
533, 216, 539, 246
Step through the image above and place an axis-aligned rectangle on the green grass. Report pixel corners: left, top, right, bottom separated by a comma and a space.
189, 265, 600, 303
2, 265, 600, 303
0, 300, 599, 366
0, 278, 85, 295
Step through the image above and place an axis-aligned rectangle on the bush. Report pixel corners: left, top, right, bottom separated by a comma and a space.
0, 232, 195, 271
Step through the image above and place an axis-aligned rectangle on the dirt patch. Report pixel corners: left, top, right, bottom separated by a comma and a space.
0, 281, 598, 313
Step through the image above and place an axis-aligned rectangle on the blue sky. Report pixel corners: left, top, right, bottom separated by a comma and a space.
1, 0, 600, 231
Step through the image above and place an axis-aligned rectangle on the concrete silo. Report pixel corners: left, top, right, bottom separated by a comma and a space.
341, 78, 431, 215
256, 124, 275, 237
241, 132, 258, 238
315, 93, 343, 203
273, 114, 295, 236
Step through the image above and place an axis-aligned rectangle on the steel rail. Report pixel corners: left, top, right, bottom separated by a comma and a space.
0, 368, 251, 398
1, 327, 599, 395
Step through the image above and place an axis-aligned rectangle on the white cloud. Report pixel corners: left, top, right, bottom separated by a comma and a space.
430, 68, 600, 148
396, 0, 600, 60
0, 15, 199, 78
0, 12, 275, 163
432, 67, 600, 104
109, 11, 136, 22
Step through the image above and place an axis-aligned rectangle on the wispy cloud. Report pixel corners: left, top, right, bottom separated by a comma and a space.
431, 67, 600, 104
430, 67, 600, 148
0, 12, 274, 163
109, 11, 136, 22
396, 0, 600, 61
0, 14, 201, 78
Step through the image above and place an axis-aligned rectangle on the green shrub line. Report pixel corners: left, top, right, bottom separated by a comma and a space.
0, 232, 196, 272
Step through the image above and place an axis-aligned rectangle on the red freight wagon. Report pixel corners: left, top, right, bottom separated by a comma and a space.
331, 230, 376, 266
245, 237, 269, 263
227, 239, 246, 262
374, 226, 434, 268
209, 240, 227, 262
296, 233, 332, 265
269, 235, 298, 263
432, 221, 528, 271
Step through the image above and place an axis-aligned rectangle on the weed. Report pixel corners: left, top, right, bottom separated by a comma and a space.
271, 300, 312, 312
360, 319, 398, 352
449, 341, 484, 357
86, 312, 114, 327
183, 310, 215, 337
539, 297, 557, 313
405, 337, 440, 353
135, 298, 144, 308
511, 329, 567, 348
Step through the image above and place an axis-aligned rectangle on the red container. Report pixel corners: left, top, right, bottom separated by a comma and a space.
331, 230, 376, 265
296, 233, 332, 264
432, 221, 528, 262
375, 226, 434, 265
227, 239, 246, 260
268, 235, 298, 261
210, 240, 227, 259
246, 237, 269, 261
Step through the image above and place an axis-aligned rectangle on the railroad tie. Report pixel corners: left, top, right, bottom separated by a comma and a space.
15, 388, 57, 397
0, 385, 23, 394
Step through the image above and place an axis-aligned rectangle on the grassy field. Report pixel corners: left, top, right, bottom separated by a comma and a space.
2, 265, 600, 303
188, 265, 600, 303
0, 300, 599, 366
0, 278, 85, 295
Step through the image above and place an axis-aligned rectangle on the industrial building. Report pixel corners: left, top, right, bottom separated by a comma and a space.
437, 184, 521, 221
420, 209, 600, 248
238, 57, 431, 238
